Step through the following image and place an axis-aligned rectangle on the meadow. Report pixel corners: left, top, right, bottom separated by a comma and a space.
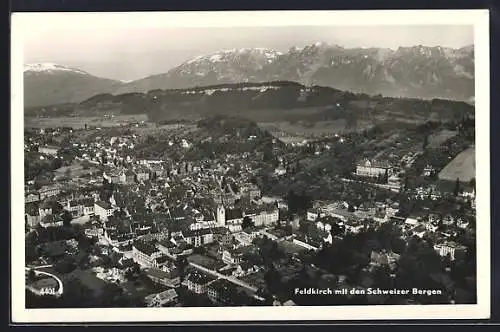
438, 146, 476, 182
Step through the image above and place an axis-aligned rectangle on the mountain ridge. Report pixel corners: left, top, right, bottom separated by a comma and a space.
24, 43, 475, 107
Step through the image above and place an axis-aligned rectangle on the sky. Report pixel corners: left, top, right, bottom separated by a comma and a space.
17, 13, 474, 82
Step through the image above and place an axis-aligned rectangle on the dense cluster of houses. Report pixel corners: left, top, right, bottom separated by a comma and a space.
24, 124, 476, 307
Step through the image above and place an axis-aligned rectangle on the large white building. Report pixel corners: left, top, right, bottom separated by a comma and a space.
38, 145, 60, 156
434, 241, 467, 261
132, 241, 165, 268
215, 204, 278, 228
244, 208, 279, 227
356, 159, 391, 177
94, 200, 115, 222
182, 228, 214, 247
39, 185, 61, 200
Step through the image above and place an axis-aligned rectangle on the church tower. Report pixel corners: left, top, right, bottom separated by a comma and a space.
216, 205, 226, 226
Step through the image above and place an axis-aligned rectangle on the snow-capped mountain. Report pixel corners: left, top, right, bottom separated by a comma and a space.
113, 48, 284, 95
24, 63, 90, 75
24, 63, 122, 107
23, 44, 474, 107
115, 44, 474, 101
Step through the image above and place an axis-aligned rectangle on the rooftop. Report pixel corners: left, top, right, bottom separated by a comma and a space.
95, 200, 113, 210
133, 241, 159, 256
145, 288, 178, 303
186, 271, 216, 285
144, 267, 179, 280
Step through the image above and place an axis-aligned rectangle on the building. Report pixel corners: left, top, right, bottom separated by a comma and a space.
94, 200, 115, 222
207, 278, 238, 305
39, 185, 61, 200
149, 164, 165, 177
307, 208, 325, 222
182, 228, 214, 247
156, 239, 177, 255
244, 206, 279, 227
84, 226, 104, 238
212, 227, 233, 246
134, 168, 150, 182
67, 200, 84, 218
370, 250, 400, 270
240, 185, 261, 200
103, 170, 122, 184
434, 241, 468, 261
185, 271, 216, 294
422, 164, 436, 177
274, 165, 287, 176
216, 205, 226, 226
214, 192, 237, 206
233, 261, 259, 277
222, 248, 245, 265
38, 145, 60, 156
144, 289, 178, 307
189, 220, 218, 231
119, 170, 136, 184
25, 192, 40, 203
225, 207, 244, 225
38, 200, 53, 219
105, 230, 134, 247
39, 215, 64, 228
82, 198, 95, 216
144, 268, 180, 288
132, 241, 165, 268
25, 203, 41, 228
404, 217, 419, 227
373, 210, 388, 223
356, 159, 391, 177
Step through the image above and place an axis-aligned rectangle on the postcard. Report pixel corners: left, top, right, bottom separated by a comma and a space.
11, 9, 490, 323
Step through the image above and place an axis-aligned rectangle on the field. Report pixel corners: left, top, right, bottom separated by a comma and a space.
24, 114, 148, 129
259, 119, 375, 140
438, 146, 476, 182
428, 129, 458, 148
53, 160, 99, 180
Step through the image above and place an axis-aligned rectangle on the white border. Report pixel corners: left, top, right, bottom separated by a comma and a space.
11, 9, 490, 323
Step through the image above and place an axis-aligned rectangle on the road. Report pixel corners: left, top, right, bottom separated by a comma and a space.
25, 266, 64, 297
188, 262, 258, 292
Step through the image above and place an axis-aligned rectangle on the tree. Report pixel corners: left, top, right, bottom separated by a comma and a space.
50, 158, 63, 170
383, 169, 389, 184
469, 177, 476, 192
454, 177, 461, 196
242, 216, 254, 230
61, 211, 73, 227
27, 269, 36, 283
423, 135, 429, 149
404, 175, 409, 191
54, 256, 77, 274
330, 222, 346, 237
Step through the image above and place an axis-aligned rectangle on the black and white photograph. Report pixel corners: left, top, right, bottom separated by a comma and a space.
11, 10, 490, 322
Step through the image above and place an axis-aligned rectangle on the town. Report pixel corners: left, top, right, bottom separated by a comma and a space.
24, 114, 477, 308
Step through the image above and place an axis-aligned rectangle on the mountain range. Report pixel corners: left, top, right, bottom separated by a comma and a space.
23, 43, 474, 108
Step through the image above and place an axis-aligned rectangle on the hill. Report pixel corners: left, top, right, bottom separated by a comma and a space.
25, 81, 475, 127
23, 63, 123, 107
